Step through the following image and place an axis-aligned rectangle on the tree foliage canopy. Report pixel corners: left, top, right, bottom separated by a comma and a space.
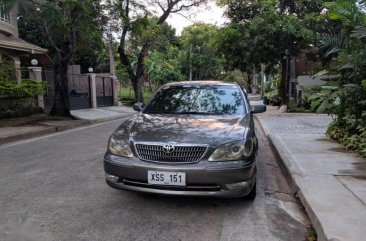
113, 0, 208, 102
180, 23, 225, 80
15, 0, 106, 116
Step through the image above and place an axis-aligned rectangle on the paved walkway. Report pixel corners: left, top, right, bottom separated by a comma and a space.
0, 106, 134, 145
255, 105, 366, 241
71, 106, 134, 120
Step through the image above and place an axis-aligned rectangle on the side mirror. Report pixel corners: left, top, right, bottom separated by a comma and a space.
133, 102, 144, 112
251, 104, 266, 114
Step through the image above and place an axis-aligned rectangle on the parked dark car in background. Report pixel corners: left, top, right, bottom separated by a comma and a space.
104, 81, 266, 198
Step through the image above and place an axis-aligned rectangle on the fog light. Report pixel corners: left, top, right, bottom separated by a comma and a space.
226, 181, 250, 190
106, 174, 119, 183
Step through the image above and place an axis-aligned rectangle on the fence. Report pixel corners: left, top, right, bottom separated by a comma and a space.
2, 69, 115, 113
96, 76, 113, 107
68, 74, 91, 109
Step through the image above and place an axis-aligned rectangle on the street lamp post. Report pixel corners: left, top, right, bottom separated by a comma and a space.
285, 49, 290, 105
189, 44, 193, 81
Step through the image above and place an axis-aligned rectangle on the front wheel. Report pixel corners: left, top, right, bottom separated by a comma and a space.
246, 183, 256, 200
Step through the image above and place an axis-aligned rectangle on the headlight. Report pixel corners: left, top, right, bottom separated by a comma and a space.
108, 135, 133, 157
208, 139, 254, 162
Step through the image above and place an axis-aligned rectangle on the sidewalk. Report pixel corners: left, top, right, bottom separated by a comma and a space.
0, 106, 134, 145
255, 106, 366, 241
71, 106, 134, 121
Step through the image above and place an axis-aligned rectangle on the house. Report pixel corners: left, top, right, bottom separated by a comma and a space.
289, 51, 338, 100
1, 3, 117, 111
0, 3, 52, 83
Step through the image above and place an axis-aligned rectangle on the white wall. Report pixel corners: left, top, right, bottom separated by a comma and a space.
297, 74, 339, 98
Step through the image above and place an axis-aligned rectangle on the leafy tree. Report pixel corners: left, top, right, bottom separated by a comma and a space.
146, 46, 184, 87
15, 0, 105, 116
153, 20, 180, 52
318, 0, 366, 156
18, 6, 107, 74
218, 0, 326, 103
17, 8, 50, 50
278, 0, 324, 15
180, 23, 225, 80
113, 0, 208, 103
223, 69, 249, 89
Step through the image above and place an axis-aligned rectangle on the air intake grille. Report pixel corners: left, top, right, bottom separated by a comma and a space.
135, 144, 207, 163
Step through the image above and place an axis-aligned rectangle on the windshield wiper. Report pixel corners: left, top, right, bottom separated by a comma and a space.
173, 111, 224, 115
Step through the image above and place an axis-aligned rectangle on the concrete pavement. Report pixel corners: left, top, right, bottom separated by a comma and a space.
0, 106, 134, 145
0, 119, 89, 145
0, 116, 311, 241
71, 106, 135, 121
256, 106, 366, 241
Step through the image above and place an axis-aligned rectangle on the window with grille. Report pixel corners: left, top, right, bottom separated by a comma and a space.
0, 4, 10, 23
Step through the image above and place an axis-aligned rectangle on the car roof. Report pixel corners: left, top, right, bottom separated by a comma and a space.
164, 80, 237, 87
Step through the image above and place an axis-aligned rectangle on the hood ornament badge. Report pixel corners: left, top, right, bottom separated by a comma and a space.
163, 144, 175, 153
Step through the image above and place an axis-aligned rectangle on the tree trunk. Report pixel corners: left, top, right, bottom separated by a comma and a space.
260, 64, 265, 98
247, 71, 252, 93
252, 66, 257, 94
131, 75, 144, 103
280, 56, 288, 105
50, 60, 72, 117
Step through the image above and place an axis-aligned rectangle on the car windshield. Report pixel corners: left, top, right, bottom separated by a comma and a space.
144, 85, 246, 115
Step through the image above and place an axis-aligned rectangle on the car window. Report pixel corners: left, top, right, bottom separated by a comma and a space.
144, 85, 247, 115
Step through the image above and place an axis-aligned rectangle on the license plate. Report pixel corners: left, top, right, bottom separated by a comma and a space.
148, 171, 186, 186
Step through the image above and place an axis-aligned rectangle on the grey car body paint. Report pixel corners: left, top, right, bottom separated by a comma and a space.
104, 81, 265, 197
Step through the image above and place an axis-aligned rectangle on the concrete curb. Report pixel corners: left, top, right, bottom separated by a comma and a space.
0, 113, 134, 145
255, 115, 300, 190
78, 113, 134, 124
0, 121, 89, 145
254, 115, 328, 241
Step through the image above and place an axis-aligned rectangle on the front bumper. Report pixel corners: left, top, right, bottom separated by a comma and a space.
104, 153, 256, 198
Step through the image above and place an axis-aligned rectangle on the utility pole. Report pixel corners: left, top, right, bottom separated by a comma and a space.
108, 32, 116, 77
252, 65, 256, 94
285, 50, 290, 105
107, 0, 118, 105
260, 64, 265, 99
189, 43, 193, 81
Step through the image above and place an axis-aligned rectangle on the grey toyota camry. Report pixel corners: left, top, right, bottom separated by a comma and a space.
104, 81, 266, 198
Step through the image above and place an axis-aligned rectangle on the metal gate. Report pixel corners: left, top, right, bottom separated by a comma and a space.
68, 74, 91, 109
96, 77, 113, 107
42, 72, 92, 111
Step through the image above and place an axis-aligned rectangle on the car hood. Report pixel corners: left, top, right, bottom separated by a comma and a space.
115, 113, 250, 146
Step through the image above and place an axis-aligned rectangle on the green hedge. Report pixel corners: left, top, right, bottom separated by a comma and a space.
0, 78, 45, 119
0, 78, 45, 98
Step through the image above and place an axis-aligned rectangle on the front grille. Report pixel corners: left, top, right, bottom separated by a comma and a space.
135, 143, 207, 163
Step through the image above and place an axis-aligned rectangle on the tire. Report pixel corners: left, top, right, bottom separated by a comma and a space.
246, 183, 256, 200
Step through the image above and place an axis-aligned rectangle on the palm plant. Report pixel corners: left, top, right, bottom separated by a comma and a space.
318, 0, 366, 156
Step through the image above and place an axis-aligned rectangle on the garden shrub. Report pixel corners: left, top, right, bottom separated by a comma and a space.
0, 77, 45, 97
316, 0, 366, 157
264, 78, 281, 105
223, 69, 248, 89
0, 77, 45, 119
307, 83, 340, 114
287, 100, 311, 113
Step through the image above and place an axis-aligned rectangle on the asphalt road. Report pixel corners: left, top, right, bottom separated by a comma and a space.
0, 118, 312, 241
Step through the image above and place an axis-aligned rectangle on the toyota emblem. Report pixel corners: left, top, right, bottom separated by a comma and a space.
163, 144, 175, 153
